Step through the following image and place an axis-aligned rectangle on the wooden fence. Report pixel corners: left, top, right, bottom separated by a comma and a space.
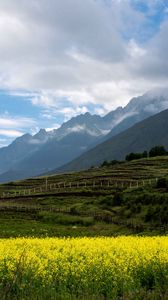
0, 178, 158, 199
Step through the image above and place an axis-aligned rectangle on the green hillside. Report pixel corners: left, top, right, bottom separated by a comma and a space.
0, 156, 168, 237
57, 108, 168, 172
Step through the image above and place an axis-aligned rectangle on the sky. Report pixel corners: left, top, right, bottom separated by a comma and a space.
0, 0, 168, 146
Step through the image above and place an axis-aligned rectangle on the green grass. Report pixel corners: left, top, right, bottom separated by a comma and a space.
0, 156, 168, 237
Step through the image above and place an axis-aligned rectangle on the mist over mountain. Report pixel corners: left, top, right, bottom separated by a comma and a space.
56, 108, 168, 173
0, 88, 168, 182
0, 130, 49, 175
105, 88, 168, 138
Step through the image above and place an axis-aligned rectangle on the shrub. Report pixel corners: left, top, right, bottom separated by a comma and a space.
156, 177, 168, 189
113, 192, 123, 206
125, 151, 148, 161
149, 146, 167, 157
131, 203, 141, 214
99, 196, 114, 207
145, 206, 155, 222
101, 160, 109, 167
38, 211, 94, 226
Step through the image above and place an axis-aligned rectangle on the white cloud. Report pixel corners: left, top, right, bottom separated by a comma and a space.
0, 116, 36, 128
0, 115, 37, 141
0, 137, 9, 147
0, 0, 167, 117
0, 129, 23, 137
128, 39, 146, 58
66, 124, 102, 136
45, 124, 61, 132
60, 106, 89, 121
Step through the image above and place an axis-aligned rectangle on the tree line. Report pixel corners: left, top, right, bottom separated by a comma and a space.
125, 145, 167, 161
101, 145, 167, 167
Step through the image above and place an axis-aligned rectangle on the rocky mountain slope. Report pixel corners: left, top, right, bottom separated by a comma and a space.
55, 108, 168, 172
0, 88, 168, 182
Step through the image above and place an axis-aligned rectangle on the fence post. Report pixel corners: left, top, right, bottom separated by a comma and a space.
46, 177, 48, 191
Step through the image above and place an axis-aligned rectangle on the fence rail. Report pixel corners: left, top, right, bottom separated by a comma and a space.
0, 178, 158, 199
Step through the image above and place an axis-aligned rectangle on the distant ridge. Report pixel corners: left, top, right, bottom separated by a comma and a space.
1, 88, 168, 182
54, 108, 168, 173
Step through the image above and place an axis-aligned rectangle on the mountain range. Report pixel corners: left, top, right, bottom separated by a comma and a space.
0, 88, 168, 182
57, 108, 168, 172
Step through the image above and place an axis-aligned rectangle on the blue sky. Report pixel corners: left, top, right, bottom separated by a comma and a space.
0, 0, 168, 146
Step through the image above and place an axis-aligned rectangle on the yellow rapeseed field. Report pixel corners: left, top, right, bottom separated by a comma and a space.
0, 236, 167, 299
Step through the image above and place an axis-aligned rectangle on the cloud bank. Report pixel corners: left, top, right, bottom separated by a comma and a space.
0, 0, 168, 117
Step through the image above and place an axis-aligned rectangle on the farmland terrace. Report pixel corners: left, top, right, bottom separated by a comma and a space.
0, 156, 168, 237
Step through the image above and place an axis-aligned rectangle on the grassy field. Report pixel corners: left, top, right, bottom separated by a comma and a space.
0, 156, 168, 237
0, 157, 167, 299
0, 236, 167, 300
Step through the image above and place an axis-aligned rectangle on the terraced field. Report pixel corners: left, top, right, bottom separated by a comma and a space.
0, 156, 168, 237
